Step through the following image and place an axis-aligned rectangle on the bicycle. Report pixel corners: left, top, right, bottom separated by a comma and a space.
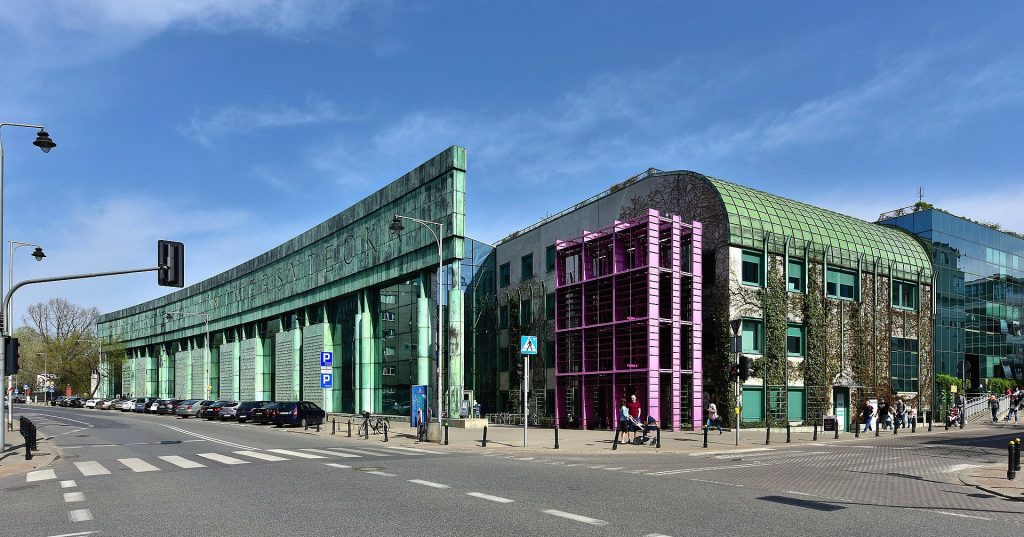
359, 412, 389, 437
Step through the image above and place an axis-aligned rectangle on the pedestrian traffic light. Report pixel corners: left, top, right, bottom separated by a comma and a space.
157, 240, 185, 287
729, 364, 739, 381
4, 336, 19, 376
738, 355, 750, 381
517, 359, 524, 377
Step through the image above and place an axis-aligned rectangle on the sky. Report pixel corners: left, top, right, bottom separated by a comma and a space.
0, 1, 1022, 326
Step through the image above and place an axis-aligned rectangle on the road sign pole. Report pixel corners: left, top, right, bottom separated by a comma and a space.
524, 354, 529, 448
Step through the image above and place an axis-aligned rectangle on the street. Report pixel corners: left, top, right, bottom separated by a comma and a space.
1, 406, 1022, 537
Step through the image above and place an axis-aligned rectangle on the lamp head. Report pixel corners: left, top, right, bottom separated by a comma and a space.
33, 130, 56, 153
31, 246, 46, 261
389, 216, 404, 233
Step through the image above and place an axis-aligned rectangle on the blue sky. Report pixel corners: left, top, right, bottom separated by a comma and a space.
1, 1, 1022, 323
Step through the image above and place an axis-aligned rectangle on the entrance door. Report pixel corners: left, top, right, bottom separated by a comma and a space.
833, 388, 849, 432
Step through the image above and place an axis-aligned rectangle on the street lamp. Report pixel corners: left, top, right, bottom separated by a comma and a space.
0, 121, 55, 451
165, 310, 211, 399
6, 240, 44, 426
389, 214, 445, 435
37, 352, 48, 403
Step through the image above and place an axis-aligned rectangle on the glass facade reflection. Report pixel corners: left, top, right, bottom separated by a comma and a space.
883, 209, 1024, 392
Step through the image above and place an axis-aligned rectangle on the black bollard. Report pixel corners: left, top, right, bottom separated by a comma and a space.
348, 419, 352, 438
332, 418, 336, 435
554, 426, 559, 450
894, 421, 898, 435
766, 424, 770, 446
482, 425, 488, 447
960, 412, 965, 429
855, 422, 860, 438
1015, 439, 1021, 472
875, 421, 880, 437
383, 421, 389, 442
656, 427, 661, 449
813, 424, 818, 441
316, 421, 321, 433
945, 413, 949, 431
928, 412, 932, 432
912, 416, 917, 433
786, 423, 791, 443
834, 423, 839, 440
1009, 442, 1017, 480
444, 423, 449, 446
612, 426, 619, 451
703, 426, 708, 448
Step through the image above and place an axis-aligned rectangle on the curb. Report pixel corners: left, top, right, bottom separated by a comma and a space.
958, 468, 1024, 502
0, 436, 60, 481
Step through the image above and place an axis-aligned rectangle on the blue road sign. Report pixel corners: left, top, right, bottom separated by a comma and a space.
320, 351, 333, 367
520, 335, 538, 355
320, 373, 333, 389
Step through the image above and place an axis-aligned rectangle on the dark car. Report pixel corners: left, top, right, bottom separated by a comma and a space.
215, 401, 241, 420
199, 401, 234, 420
272, 401, 326, 428
233, 401, 264, 423
134, 397, 158, 413
51, 396, 66, 407
251, 402, 279, 425
62, 397, 84, 408
157, 399, 183, 415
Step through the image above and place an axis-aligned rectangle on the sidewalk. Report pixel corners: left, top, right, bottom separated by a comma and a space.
0, 422, 59, 481
959, 464, 1024, 502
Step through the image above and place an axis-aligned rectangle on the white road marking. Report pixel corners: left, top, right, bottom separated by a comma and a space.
159, 456, 206, 469
328, 447, 392, 457
933, 510, 990, 520
690, 447, 773, 456
365, 471, 396, 477
325, 463, 351, 469
60, 480, 77, 488
387, 446, 445, 455
783, 490, 815, 496
690, 479, 744, 487
603, 467, 623, 471
26, 469, 56, 482
941, 463, 981, 473
467, 492, 514, 503
518, 457, 535, 461
234, 450, 289, 461
299, 448, 361, 458
266, 449, 325, 459
196, 453, 249, 465
160, 424, 257, 450
74, 461, 110, 476
26, 413, 94, 428
68, 509, 93, 522
409, 479, 450, 489
644, 534, 673, 537
63, 492, 85, 503
541, 509, 609, 526
45, 531, 97, 537
119, 458, 160, 472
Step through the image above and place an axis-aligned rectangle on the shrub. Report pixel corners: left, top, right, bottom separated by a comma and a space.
986, 378, 1017, 395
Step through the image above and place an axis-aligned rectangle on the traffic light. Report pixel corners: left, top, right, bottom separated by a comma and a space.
158, 240, 185, 287
3, 336, 19, 376
729, 364, 739, 381
738, 355, 750, 381
516, 359, 524, 377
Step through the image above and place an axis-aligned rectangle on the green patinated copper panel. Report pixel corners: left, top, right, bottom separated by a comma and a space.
219, 343, 235, 399
274, 331, 295, 401
239, 339, 257, 400
98, 146, 467, 347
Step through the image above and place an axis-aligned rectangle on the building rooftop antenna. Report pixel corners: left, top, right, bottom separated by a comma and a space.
918, 187, 924, 203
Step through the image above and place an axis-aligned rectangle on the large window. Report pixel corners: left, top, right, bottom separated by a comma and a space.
787, 260, 805, 293
826, 268, 856, 300
520, 298, 533, 326
546, 245, 556, 273
499, 263, 510, 287
741, 319, 764, 354
890, 337, 920, 392
546, 293, 555, 320
892, 280, 918, 310
787, 324, 805, 357
521, 254, 534, 280
499, 304, 509, 329
741, 251, 762, 286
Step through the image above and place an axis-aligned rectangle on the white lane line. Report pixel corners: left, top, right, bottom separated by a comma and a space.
119, 458, 161, 473
60, 480, 77, 488
365, 471, 397, 477
266, 449, 325, 459
644, 534, 672, 537
690, 447, 773, 456
325, 463, 352, 469
25, 412, 94, 428
328, 447, 392, 457
234, 450, 289, 462
518, 457, 535, 461
467, 492, 514, 503
196, 453, 249, 465
541, 509, 609, 526
933, 510, 990, 520
68, 509, 93, 522
159, 424, 257, 450
299, 448, 361, 458
690, 479, 744, 487
159, 456, 206, 469
74, 461, 110, 476
603, 467, 623, 471
45, 531, 98, 537
408, 479, 449, 489
63, 492, 85, 503
386, 446, 444, 455
27, 469, 56, 482
783, 490, 815, 496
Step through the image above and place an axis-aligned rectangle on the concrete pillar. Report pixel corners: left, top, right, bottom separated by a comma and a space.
291, 322, 301, 400
417, 272, 431, 387
254, 330, 270, 402
359, 289, 375, 413
353, 297, 362, 413
147, 347, 159, 398
448, 276, 465, 418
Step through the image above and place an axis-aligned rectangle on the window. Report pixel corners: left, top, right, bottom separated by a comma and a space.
382, 329, 396, 339
741, 251, 762, 286
520, 298, 533, 325
380, 311, 396, 322
787, 324, 805, 357
546, 245, 556, 273
892, 280, 918, 310
499, 263, 510, 287
741, 319, 764, 354
521, 254, 534, 280
382, 366, 396, 376
499, 304, 509, 329
380, 293, 397, 304
383, 346, 396, 357
890, 337, 919, 392
546, 293, 555, 320
787, 260, 805, 293
826, 268, 856, 300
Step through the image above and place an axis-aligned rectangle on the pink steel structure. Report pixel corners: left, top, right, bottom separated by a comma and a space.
554, 209, 702, 431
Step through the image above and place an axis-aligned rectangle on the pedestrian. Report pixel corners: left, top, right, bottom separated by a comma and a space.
956, 393, 966, 426
627, 394, 642, 421
878, 399, 891, 430
706, 401, 722, 434
895, 399, 906, 430
861, 399, 874, 432
619, 398, 638, 443
989, 393, 1000, 423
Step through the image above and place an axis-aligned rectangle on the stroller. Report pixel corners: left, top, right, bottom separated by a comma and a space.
947, 405, 961, 427
630, 416, 660, 445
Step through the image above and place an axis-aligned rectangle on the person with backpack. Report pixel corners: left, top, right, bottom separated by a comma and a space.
861, 399, 874, 432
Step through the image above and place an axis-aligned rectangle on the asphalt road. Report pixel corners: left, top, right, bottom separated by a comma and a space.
2, 405, 1023, 537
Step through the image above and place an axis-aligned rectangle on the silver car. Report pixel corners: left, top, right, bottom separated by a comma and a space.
175, 399, 213, 418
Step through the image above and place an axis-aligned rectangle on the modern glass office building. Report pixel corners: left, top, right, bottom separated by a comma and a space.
881, 207, 1024, 394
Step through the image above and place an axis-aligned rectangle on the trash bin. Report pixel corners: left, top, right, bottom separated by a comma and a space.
823, 415, 837, 432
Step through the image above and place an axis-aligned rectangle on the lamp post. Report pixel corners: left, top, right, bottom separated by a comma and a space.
37, 352, 47, 403
6, 240, 44, 425
0, 122, 55, 451
165, 310, 211, 399
390, 215, 445, 434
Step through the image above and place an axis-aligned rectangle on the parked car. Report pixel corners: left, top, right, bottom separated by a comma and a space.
51, 396, 66, 407
251, 402, 279, 425
212, 401, 240, 420
175, 400, 213, 418
99, 399, 118, 410
11, 394, 27, 404
120, 399, 135, 411
272, 401, 326, 428
198, 401, 230, 420
134, 397, 158, 413
156, 399, 183, 415
232, 401, 264, 423
63, 397, 84, 408
83, 398, 101, 409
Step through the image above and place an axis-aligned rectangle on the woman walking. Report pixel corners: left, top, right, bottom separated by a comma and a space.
707, 401, 722, 434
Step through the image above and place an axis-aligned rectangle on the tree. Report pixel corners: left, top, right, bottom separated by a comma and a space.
12, 298, 125, 397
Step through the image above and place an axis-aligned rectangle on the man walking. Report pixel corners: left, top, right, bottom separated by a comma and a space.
861, 399, 874, 432
990, 393, 1000, 423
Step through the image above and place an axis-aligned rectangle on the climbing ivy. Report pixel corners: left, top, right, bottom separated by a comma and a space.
803, 264, 829, 423
763, 256, 788, 426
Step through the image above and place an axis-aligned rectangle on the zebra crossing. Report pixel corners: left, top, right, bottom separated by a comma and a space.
25, 445, 445, 483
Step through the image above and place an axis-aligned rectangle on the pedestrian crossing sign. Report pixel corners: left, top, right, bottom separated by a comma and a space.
520, 335, 538, 355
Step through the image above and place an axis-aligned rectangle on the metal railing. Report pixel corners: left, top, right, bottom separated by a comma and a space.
963, 394, 1009, 421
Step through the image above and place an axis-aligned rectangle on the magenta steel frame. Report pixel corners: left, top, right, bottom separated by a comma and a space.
553, 209, 702, 431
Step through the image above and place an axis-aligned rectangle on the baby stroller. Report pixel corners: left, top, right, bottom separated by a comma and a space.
947, 406, 960, 427
631, 416, 659, 445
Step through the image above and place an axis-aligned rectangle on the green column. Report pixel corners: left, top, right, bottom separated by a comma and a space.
146, 348, 158, 398
321, 304, 338, 413
254, 332, 271, 401
233, 329, 241, 401
417, 272, 431, 387
359, 289, 375, 413
447, 270, 465, 418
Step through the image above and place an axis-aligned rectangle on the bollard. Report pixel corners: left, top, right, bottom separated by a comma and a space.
444, 423, 449, 446
945, 413, 949, 431
928, 412, 932, 432
834, 423, 839, 440
894, 421, 897, 435
316, 421, 321, 433
813, 424, 818, 441
766, 424, 770, 446
786, 423, 791, 443
912, 416, 916, 433
383, 421, 389, 442
612, 426, 619, 451
554, 426, 559, 450
482, 425, 488, 448
348, 419, 352, 438
1009, 442, 1016, 480
855, 422, 860, 438
1015, 439, 1021, 472
875, 421, 880, 437
305, 420, 308, 431
960, 412, 965, 429
703, 426, 708, 448
656, 427, 661, 449
332, 418, 336, 435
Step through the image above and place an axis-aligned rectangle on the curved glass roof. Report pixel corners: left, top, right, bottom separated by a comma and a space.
706, 176, 931, 279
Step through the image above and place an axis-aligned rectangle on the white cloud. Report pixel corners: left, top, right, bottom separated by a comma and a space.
181, 97, 355, 148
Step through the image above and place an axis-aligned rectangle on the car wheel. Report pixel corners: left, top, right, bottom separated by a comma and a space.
238, 418, 246, 423
274, 423, 282, 428
299, 418, 307, 428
